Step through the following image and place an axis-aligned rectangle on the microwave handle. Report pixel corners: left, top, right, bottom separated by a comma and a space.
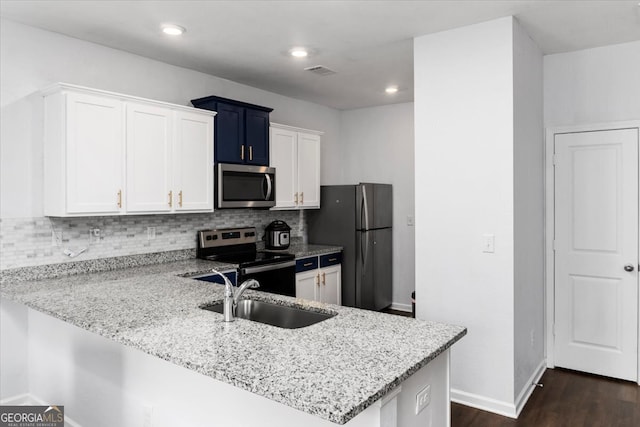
264, 174, 273, 201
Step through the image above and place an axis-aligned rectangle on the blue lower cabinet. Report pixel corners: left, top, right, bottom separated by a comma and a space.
296, 256, 319, 273
194, 270, 237, 286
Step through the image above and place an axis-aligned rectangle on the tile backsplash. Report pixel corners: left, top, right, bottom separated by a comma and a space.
0, 210, 305, 270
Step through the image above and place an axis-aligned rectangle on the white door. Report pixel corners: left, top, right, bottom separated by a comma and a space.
297, 132, 321, 208
295, 270, 319, 301
270, 127, 297, 209
174, 111, 214, 211
66, 92, 124, 213
554, 128, 639, 381
126, 102, 172, 212
320, 266, 341, 305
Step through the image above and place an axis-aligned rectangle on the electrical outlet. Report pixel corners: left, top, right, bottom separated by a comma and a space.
415, 384, 431, 414
51, 230, 62, 247
89, 228, 102, 243
147, 227, 156, 240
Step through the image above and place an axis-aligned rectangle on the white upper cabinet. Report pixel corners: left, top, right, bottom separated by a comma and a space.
126, 102, 173, 213
43, 83, 215, 217
270, 123, 323, 210
45, 90, 125, 216
296, 132, 321, 208
173, 110, 214, 211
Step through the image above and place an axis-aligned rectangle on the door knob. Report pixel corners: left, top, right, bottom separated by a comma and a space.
624, 264, 635, 272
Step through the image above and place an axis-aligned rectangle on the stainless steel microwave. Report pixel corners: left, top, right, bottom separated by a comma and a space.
216, 163, 276, 208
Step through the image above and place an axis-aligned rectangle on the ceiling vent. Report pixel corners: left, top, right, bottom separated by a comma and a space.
304, 65, 337, 76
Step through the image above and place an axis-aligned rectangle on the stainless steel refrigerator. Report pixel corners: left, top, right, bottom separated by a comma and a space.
307, 183, 392, 310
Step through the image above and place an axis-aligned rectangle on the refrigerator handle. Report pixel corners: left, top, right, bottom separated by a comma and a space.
361, 231, 369, 271
361, 185, 370, 231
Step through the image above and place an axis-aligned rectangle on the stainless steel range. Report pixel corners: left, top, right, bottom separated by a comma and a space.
196, 227, 296, 296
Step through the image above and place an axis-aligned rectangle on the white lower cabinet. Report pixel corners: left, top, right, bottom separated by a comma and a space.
270, 123, 322, 210
295, 252, 342, 305
43, 83, 215, 216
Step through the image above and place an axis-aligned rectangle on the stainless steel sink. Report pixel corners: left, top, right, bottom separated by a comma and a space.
202, 299, 336, 329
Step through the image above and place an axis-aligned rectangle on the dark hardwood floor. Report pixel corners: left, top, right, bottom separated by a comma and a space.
452, 368, 640, 427
381, 308, 639, 426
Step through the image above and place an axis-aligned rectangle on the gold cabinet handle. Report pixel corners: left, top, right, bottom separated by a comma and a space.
322, 272, 326, 285
294, 192, 298, 205
249, 145, 253, 161
300, 192, 304, 205
303, 262, 313, 267
168, 190, 173, 207
117, 190, 122, 208
241, 145, 245, 160
178, 190, 183, 208
316, 274, 320, 287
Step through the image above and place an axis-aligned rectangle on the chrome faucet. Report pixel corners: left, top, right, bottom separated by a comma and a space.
221, 275, 260, 322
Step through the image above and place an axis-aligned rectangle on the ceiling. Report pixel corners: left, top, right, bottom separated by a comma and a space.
1, 1, 639, 110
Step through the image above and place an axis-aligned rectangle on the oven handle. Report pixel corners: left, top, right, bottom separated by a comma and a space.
240, 260, 295, 275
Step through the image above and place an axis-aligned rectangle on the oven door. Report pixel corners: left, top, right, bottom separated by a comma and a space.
239, 261, 295, 297
217, 163, 275, 208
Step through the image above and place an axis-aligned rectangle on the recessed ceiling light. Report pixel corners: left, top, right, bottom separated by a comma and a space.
290, 48, 309, 58
385, 86, 399, 94
161, 24, 186, 36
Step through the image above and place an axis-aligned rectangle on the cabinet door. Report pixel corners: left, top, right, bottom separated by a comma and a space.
270, 127, 297, 209
126, 102, 173, 213
295, 269, 319, 301
245, 109, 270, 165
215, 103, 244, 164
66, 92, 124, 214
297, 132, 321, 208
320, 265, 341, 305
174, 111, 214, 211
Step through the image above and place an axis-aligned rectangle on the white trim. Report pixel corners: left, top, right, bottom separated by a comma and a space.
389, 302, 412, 313
270, 122, 324, 136
40, 82, 216, 116
514, 360, 547, 417
0, 393, 84, 427
450, 389, 517, 419
544, 119, 640, 384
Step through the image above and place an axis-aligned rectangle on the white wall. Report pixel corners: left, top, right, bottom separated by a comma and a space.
414, 17, 516, 409
512, 20, 544, 402
544, 40, 640, 127
0, 19, 341, 219
339, 103, 415, 309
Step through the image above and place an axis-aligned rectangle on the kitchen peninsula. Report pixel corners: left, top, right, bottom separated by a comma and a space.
0, 257, 465, 427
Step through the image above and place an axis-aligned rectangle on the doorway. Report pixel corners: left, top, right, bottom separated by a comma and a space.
545, 122, 639, 383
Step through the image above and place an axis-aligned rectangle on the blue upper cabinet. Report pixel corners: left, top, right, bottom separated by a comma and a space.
191, 95, 273, 166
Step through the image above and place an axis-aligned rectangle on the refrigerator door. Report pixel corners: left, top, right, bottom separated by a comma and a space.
355, 229, 375, 309
372, 228, 393, 310
355, 228, 393, 310
356, 183, 393, 230
373, 184, 393, 229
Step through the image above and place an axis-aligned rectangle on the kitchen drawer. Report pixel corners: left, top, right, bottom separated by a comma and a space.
296, 256, 318, 273
320, 252, 342, 268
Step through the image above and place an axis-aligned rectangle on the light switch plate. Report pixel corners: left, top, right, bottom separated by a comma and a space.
482, 234, 495, 253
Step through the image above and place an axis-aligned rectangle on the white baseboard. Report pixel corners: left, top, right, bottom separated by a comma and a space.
451, 359, 547, 419
514, 360, 547, 417
451, 388, 517, 418
389, 302, 412, 313
0, 393, 83, 427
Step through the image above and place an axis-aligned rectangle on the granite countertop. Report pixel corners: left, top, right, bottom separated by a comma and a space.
0, 259, 465, 425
